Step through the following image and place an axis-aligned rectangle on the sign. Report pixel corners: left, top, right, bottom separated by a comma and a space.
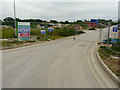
48, 28, 54, 32
41, 30, 46, 34
89, 23, 97, 27
18, 22, 30, 41
113, 27, 117, 32
90, 19, 99, 24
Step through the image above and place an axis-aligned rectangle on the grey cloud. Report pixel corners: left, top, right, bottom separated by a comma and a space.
2, 2, 118, 21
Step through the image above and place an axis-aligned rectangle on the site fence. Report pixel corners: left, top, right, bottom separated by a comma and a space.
100, 25, 120, 55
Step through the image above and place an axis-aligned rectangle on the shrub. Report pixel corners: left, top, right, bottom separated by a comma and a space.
30, 29, 41, 35
58, 27, 75, 37
89, 27, 96, 30
37, 35, 41, 39
1, 28, 15, 39
77, 31, 85, 34
111, 46, 120, 52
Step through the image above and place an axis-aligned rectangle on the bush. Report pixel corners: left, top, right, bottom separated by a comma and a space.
37, 35, 41, 39
1, 28, 15, 39
30, 29, 41, 35
89, 27, 96, 30
1, 25, 85, 40
77, 31, 85, 34
111, 46, 120, 52
58, 27, 75, 37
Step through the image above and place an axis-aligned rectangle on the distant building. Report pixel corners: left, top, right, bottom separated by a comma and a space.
67, 25, 83, 30
86, 22, 98, 28
49, 23, 69, 29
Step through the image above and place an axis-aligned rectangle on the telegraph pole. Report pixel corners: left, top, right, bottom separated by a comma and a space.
14, 0, 17, 37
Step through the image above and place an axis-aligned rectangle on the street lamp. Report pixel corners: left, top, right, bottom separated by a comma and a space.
14, 0, 17, 37
98, 23, 103, 44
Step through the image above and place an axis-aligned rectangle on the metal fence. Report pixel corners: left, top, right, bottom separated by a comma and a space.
100, 24, 120, 55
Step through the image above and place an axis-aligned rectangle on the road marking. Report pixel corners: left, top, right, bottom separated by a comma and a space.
91, 45, 113, 88
87, 44, 105, 88
88, 44, 114, 88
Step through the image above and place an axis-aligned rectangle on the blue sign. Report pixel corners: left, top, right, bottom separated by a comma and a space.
113, 27, 117, 32
91, 19, 99, 24
18, 29, 30, 33
41, 30, 46, 34
48, 28, 54, 32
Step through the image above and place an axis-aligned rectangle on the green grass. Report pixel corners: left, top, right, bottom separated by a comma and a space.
0, 41, 2, 47
98, 46, 120, 78
48, 35, 61, 40
111, 46, 120, 52
98, 46, 119, 60
2, 40, 36, 47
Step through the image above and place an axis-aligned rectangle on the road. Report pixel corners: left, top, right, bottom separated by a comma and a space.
2, 28, 118, 88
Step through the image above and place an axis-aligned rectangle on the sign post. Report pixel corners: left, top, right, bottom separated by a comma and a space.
41, 30, 46, 40
48, 28, 54, 32
18, 22, 30, 41
48, 28, 54, 36
41, 30, 46, 35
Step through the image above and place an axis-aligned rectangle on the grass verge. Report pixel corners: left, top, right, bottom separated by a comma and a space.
98, 46, 120, 78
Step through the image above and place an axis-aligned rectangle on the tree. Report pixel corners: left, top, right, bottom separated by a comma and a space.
77, 20, 83, 23
16, 18, 22, 22
3, 17, 15, 26
64, 21, 69, 24
3, 17, 14, 22
84, 20, 89, 23
50, 20, 58, 23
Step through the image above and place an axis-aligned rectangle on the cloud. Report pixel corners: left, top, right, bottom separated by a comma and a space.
1, 2, 118, 21
2, 0, 119, 2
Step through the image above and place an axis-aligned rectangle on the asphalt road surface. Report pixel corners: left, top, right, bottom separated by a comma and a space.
2, 28, 118, 88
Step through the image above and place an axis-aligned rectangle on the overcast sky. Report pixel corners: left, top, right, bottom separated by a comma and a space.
1, 0, 119, 21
